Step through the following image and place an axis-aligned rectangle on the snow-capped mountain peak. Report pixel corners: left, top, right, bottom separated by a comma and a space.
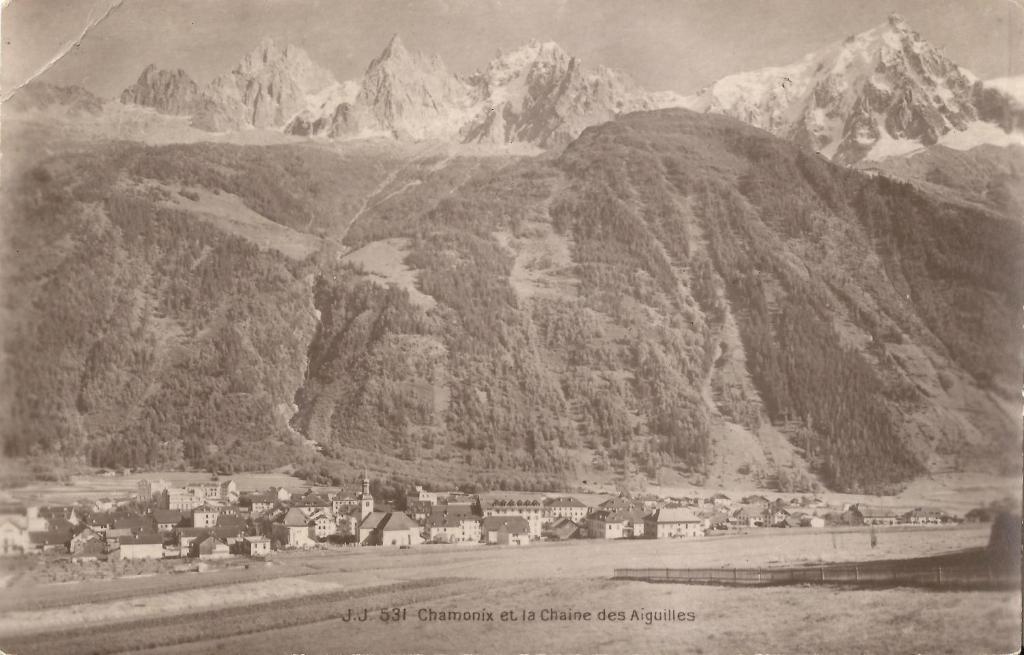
684, 15, 1013, 163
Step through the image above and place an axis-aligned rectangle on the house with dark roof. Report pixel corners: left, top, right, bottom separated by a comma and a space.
192, 506, 220, 529
425, 510, 480, 543
481, 498, 548, 538
220, 479, 239, 503
210, 524, 247, 544
543, 497, 590, 523
176, 527, 211, 555
769, 507, 791, 527
242, 492, 278, 516
239, 535, 271, 557
190, 534, 231, 559
542, 517, 581, 541
359, 511, 423, 546
902, 507, 946, 525
71, 539, 107, 562
151, 510, 185, 532
857, 506, 898, 526
586, 510, 626, 539
702, 509, 731, 530
622, 509, 649, 538
730, 505, 768, 528
331, 493, 360, 516
69, 527, 102, 553
782, 514, 804, 528
271, 508, 315, 548
710, 493, 732, 507
598, 497, 647, 513
406, 500, 433, 522
85, 511, 114, 532
291, 492, 333, 513
107, 516, 150, 544
645, 508, 704, 538
481, 516, 531, 545
839, 507, 864, 526
216, 513, 248, 530
29, 530, 70, 553
47, 517, 75, 534
307, 511, 335, 540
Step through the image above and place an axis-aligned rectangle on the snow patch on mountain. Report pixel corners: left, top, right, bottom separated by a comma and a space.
984, 76, 1024, 105
939, 120, 1024, 151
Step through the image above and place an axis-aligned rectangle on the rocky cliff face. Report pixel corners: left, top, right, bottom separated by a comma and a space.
684, 14, 1015, 163
192, 39, 339, 131
117, 39, 340, 132
461, 41, 680, 147
120, 35, 682, 146
119, 65, 204, 116
283, 38, 685, 146
355, 35, 477, 140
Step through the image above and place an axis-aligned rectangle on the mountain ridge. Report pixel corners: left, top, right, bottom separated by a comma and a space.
8, 16, 1020, 159
106, 17, 1022, 156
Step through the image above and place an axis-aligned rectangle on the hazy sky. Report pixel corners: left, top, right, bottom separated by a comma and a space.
3, 0, 1022, 99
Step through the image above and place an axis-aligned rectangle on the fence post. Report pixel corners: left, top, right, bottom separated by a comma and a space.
733, 568, 738, 582
820, 566, 825, 582
855, 566, 859, 583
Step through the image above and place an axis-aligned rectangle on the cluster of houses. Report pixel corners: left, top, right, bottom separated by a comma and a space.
0, 478, 963, 560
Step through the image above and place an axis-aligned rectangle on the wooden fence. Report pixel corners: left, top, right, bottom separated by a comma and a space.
613, 565, 1017, 588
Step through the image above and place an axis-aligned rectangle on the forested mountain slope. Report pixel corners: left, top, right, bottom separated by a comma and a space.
2, 109, 1019, 493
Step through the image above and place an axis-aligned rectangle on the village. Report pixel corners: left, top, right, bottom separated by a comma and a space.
0, 474, 979, 568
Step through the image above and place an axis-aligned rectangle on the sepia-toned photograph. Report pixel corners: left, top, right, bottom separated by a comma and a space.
0, 1, 1021, 653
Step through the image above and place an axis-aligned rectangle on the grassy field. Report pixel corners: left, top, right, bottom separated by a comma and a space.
0, 525, 1018, 654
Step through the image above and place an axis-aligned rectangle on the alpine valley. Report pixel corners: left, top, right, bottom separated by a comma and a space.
2, 16, 1021, 495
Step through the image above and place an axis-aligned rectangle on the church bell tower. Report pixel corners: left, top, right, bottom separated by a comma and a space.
357, 470, 373, 520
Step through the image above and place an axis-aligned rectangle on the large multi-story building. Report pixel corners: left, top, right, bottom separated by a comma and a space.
544, 497, 590, 523
160, 488, 200, 512
481, 499, 548, 538
425, 509, 481, 543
